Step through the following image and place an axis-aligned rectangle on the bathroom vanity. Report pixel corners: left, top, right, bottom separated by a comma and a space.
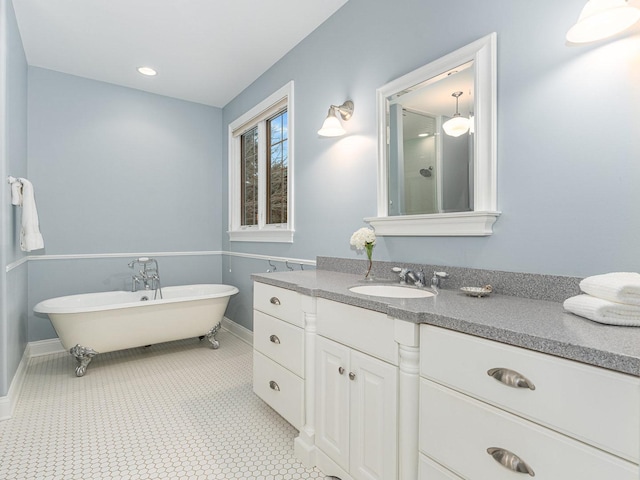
251, 262, 640, 480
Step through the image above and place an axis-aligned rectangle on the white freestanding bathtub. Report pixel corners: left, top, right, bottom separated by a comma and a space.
34, 284, 239, 376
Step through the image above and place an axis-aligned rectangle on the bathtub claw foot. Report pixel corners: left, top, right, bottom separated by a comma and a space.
69, 344, 98, 377
205, 323, 221, 349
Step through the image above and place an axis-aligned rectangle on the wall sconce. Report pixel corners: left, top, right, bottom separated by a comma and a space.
442, 91, 471, 138
566, 0, 640, 43
318, 100, 354, 137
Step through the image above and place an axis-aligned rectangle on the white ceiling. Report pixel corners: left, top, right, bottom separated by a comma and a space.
12, 0, 349, 107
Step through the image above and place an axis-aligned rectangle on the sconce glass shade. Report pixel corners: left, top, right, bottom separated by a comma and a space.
318, 111, 346, 137
318, 101, 354, 137
442, 115, 471, 137
566, 0, 640, 43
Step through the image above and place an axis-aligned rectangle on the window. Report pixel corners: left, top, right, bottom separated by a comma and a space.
228, 82, 294, 242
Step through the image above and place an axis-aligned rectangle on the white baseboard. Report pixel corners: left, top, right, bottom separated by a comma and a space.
0, 338, 65, 421
222, 317, 253, 345
28, 338, 65, 357
0, 346, 30, 421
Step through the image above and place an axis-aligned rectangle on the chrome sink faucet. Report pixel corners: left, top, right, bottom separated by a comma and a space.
392, 267, 426, 288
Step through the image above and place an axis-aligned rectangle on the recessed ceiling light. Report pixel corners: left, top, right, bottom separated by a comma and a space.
137, 66, 157, 76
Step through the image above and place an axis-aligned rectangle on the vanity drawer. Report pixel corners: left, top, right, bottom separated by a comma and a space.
419, 379, 638, 480
420, 325, 640, 462
317, 298, 398, 365
419, 454, 463, 480
253, 350, 304, 430
253, 310, 304, 378
254, 283, 302, 327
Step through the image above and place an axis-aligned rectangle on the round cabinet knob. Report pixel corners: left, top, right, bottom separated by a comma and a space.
269, 381, 280, 391
270, 297, 281, 305
349, 372, 356, 381
338, 367, 345, 375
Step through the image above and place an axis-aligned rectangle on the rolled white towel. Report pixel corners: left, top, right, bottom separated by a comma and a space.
564, 294, 640, 327
579, 272, 640, 306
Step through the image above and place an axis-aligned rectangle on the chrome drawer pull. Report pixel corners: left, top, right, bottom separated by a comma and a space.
269, 334, 281, 344
269, 381, 280, 391
487, 368, 536, 390
348, 372, 356, 381
487, 448, 535, 476
270, 297, 281, 305
338, 367, 345, 375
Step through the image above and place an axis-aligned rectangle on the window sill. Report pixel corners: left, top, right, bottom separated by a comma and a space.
228, 229, 294, 243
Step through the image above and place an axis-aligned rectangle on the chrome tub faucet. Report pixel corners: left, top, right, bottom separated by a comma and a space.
128, 257, 163, 299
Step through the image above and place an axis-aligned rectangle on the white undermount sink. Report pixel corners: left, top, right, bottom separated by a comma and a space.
349, 284, 436, 299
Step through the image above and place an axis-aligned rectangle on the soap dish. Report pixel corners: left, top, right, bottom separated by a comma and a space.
461, 285, 493, 297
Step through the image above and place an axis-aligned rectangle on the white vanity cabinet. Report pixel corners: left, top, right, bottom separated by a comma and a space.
314, 299, 399, 480
418, 325, 640, 479
252, 282, 305, 430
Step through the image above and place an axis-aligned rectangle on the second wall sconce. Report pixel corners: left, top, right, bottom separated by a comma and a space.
566, 0, 640, 43
318, 100, 354, 137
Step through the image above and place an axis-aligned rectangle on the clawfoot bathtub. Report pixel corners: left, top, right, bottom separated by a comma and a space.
34, 284, 239, 376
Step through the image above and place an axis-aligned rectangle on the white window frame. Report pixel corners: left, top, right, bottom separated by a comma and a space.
228, 82, 294, 243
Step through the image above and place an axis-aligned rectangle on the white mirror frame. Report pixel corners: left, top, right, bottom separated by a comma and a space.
366, 32, 499, 236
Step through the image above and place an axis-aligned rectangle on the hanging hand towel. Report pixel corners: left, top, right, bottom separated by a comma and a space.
18, 178, 44, 252
579, 272, 640, 306
563, 294, 640, 326
10, 179, 23, 206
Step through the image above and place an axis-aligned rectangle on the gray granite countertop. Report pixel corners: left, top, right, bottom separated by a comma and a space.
251, 269, 640, 377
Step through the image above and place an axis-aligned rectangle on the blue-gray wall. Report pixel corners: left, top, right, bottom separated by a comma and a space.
0, 0, 28, 396
27, 67, 224, 341
222, 0, 640, 329
3, 0, 640, 392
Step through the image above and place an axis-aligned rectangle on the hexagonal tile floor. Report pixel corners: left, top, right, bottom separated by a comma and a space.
0, 331, 328, 479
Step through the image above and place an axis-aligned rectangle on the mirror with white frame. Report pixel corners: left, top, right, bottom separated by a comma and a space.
366, 33, 499, 236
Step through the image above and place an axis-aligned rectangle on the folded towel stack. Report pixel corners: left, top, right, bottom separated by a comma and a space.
563, 272, 640, 326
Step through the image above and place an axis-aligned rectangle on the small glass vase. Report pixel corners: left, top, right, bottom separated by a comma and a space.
364, 256, 373, 281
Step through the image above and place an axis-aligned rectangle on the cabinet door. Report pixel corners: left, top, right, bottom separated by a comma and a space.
350, 349, 398, 480
315, 335, 351, 472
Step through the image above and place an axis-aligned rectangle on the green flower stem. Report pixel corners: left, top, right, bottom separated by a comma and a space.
365, 242, 374, 278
